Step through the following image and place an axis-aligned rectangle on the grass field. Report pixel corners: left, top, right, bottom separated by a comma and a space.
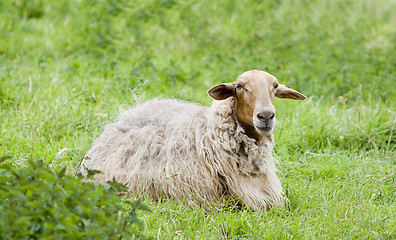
1, 0, 395, 239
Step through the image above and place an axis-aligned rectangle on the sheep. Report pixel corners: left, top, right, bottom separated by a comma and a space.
82, 70, 306, 210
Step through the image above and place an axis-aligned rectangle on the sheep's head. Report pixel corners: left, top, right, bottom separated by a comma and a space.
208, 70, 306, 142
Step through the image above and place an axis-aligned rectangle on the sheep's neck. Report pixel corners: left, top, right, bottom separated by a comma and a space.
239, 122, 263, 145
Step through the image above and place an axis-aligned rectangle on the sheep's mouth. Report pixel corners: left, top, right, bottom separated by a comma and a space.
255, 125, 274, 135
253, 118, 275, 135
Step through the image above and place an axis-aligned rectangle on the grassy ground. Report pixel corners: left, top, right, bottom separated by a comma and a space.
1, 0, 395, 239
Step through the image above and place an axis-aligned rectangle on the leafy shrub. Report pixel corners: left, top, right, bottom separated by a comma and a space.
0, 157, 149, 239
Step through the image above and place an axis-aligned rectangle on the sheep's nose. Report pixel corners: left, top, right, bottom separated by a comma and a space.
257, 111, 275, 121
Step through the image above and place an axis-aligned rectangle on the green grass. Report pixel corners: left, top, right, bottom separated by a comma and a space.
1, 0, 395, 239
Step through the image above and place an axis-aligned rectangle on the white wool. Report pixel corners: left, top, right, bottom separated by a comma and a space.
82, 98, 283, 210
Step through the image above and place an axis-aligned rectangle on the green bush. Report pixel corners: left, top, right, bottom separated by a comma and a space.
0, 157, 149, 239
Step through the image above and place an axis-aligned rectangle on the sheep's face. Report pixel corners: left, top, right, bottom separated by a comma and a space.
208, 70, 306, 142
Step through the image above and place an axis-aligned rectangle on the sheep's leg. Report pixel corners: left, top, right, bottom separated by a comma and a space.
231, 171, 283, 210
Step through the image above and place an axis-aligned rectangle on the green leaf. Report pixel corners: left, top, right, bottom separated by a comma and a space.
86, 169, 102, 178
0, 156, 12, 163
56, 166, 67, 178
106, 178, 129, 192
0, 159, 149, 238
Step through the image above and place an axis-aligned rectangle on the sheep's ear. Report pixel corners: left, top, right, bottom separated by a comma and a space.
275, 84, 306, 100
208, 83, 235, 100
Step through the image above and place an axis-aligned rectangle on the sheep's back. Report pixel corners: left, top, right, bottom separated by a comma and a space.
116, 99, 207, 131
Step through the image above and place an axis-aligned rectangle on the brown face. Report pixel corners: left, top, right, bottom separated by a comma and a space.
208, 70, 306, 141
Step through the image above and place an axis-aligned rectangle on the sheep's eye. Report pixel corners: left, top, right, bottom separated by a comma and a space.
236, 84, 243, 90
274, 83, 279, 89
